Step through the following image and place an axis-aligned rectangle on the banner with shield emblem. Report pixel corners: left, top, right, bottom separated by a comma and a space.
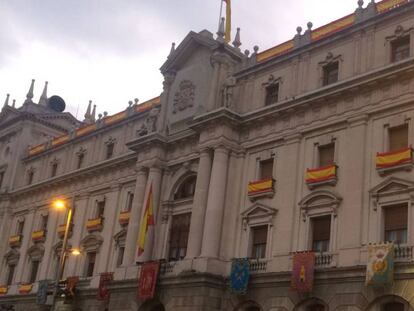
229, 258, 250, 295
366, 243, 394, 286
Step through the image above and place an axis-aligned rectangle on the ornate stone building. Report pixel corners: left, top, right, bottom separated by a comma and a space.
1, 0, 414, 310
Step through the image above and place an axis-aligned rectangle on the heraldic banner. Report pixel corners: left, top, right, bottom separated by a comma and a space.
366, 243, 394, 286
66, 276, 79, 298
138, 261, 160, 301
229, 258, 250, 295
291, 251, 315, 293
36, 280, 49, 305
98, 272, 114, 301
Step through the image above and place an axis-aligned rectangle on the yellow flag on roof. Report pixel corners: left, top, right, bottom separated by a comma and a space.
224, 0, 231, 43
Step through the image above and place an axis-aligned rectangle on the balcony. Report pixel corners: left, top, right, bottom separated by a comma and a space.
394, 245, 413, 262
248, 258, 268, 274
8, 235, 22, 248
305, 165, 337, 189
31, 230, 46, 243
376, 147, 413, 175
86, 217, 103, 232
18, 283, 32, 294
315, 252, 336, 268
57, 224, 73, 239
247, 178, 275, 200
118, 211, 130, 226
160, 261, 175, 276
0, 286, 7, 295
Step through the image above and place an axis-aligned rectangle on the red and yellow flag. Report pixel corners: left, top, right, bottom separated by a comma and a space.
137, 184, 155, 257
223, 0, 231, 43
305, 165, 336, 183
376, 147, 412, 168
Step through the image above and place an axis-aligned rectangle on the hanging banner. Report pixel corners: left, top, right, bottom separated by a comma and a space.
36, 280, 49, 305
66, 276, 79, 298
366, 243, 394, 286
97, 272, 113, 301
291, 251, 315, 293
229, 258, 250, 295
138, 261, 160, 301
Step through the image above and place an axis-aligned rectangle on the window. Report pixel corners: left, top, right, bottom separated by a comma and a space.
168, 213, 191, 261
17, 220, 25, 235
27, 170, 34, 185
0, 171, 4, 188
323, 62, 339, 86
77, 153, 85, 169
51, 163, 58, 177
6, 265, 15, 286
391, 36, 410, 62
174, 176, 197, 200
116, 246, 125, 267
384, 204, 408, 244
41, 214, 48, 231
97, 200, 105, 218
29, 260, 40, 283
259, 158, 274, 179
265, 83, 279, 106
126, 192, 134, 211
85, 252, 96, 277
106, 143, 114, 159
312, 216, 331, 253
307, 304, 325, 311
251, 225, 268, 258
318, 143, 335, 167
389, 124, 408, 152
383, 302, 404, 311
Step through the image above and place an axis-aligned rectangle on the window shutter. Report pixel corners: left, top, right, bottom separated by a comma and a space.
389, 124, 408, 151
384, 205, 408, 231
318, 144, 335, 167
253, 226, 268, 244
312, 216, 331, 241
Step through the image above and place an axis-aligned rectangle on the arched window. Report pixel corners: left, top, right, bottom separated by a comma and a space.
382, 302, 404, 311
174, 175, 196, 200
307, 304, 325, 311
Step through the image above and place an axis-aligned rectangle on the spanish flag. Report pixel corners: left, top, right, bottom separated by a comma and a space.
137, 183, 155, 257
223, 0, 231, 43
376, 147, 412, 168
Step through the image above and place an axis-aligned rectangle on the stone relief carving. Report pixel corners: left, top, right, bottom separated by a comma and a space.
138, 107, 160, 136
221, 76, 236, 109
172, 80, 195, 114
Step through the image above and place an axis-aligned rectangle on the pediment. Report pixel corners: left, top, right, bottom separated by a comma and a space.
27, 244, 45, 260
299, 190, 342, 209
369, 177, 414, 196
113, 229, 127, 244
0, 107, 21, 125
4, 248, 19, 264
242, 202, 277, 219
81, 234, 103, 252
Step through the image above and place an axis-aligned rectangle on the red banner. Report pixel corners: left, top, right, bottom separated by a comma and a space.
97, 272, 113, 301
291, 252, 315, 293
138, 261, 160, 301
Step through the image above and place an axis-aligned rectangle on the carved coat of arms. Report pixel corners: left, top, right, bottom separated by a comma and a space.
173, 80, 195, 114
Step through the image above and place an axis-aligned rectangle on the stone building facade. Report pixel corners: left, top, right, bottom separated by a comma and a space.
1, 0, 414, 310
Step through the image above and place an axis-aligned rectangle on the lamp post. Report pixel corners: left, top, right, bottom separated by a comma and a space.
51, 196, 77, 310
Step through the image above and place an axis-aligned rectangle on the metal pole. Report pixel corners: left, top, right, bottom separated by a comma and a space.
218, 0, 224, 32
51, 196, 75, 310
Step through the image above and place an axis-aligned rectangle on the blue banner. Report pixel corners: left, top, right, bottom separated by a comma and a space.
230, 258, 250, 295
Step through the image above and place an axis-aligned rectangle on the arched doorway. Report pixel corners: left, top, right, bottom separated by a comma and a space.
294, 298, 328, 311
366, 295, 412, 311
138, 300, 166, 311
234, 300, 263, 311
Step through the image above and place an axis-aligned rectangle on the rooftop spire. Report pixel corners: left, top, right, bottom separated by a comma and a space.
24, 79, 35, 104
91, 104, 96, 122
38, 81, 48, 106
12, 99, 15, 108
217, 17, 225, 41
3, 93, 9, 108
232, 27, 241, 49
168, 42, 175, 58
83, 100, 92, 123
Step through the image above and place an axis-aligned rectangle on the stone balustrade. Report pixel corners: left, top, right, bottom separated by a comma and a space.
248, 258, 267, 273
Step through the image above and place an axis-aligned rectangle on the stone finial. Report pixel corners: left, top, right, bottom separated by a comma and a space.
296, 26, 303, 35
83, 100, 92, 123
244, 49, 250, 57
24, 79, 35, 104
253, 45, 259, 54
366, 0, 378, 18
12, 99, 16, 108
307, 22, 313, 31
91, 104, 96, 121
38, 81, 48, 106
358, 0, 364, 8
3, 94, 9, 108
134, 98, 139, 105
303, 22, 313, 44
98, 113, 102, 120
169, 42, 176, 58
232, 27, 241, 49
217, 17, 225, 41
103, 111, 108, 117
128, 100, 133, 107
293, 26, 303, 48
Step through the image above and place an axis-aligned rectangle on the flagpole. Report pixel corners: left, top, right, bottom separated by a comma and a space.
218, 0, 224, 31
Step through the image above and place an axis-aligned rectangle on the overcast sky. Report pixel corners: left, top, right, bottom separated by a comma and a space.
0, 0, 362, 119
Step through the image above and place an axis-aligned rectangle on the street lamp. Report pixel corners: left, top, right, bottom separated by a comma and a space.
51, 196, 78, 309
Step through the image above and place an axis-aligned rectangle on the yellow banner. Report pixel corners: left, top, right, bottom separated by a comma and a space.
376, 148, 411, 168
31, 230, 45, 240
225, 0, 231, 43
19, 284, 33, 294
377, 0, 408, 13
137, 183, 154, 257
87, 217, 103, 228
248, 178, 273, 195
119, 211, 130, 223
9, 235, 21, 244
0, 286, 7, 294
306, 165, 336, 183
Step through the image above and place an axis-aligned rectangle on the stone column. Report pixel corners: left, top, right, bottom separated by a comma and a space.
136, 166, 162, 263
14, 210, 35, 283
186, 149, 213, 258
123, 167, 148, 265
200, 147, 229, 258
206, 58, 221, 111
